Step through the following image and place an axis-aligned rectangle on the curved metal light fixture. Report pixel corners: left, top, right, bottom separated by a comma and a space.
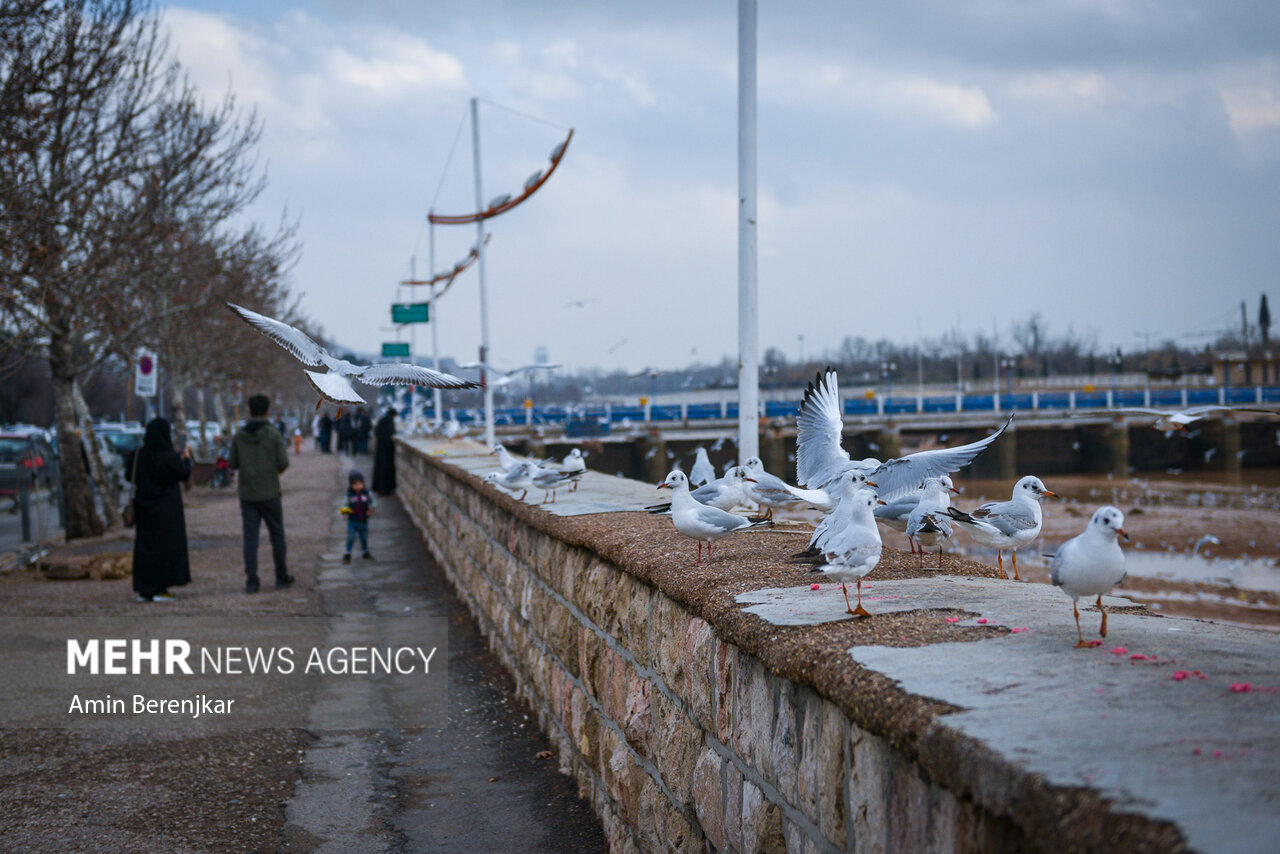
428, 129, 574, 225
400, 233, 492, 299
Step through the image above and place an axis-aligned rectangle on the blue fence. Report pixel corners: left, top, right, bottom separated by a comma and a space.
447, 386, 1280, 426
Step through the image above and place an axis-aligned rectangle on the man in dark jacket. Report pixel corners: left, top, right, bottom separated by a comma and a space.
228, 394, 293, 593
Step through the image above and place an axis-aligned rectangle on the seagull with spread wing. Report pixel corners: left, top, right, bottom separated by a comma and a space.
796, 368, 1012, 502
456, 361, 562, 389
226, 303, 478, 411
1078, 404, 1278, 433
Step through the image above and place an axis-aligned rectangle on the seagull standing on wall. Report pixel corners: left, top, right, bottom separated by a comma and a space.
226, 303, 478, 412
657, 470, 772, 564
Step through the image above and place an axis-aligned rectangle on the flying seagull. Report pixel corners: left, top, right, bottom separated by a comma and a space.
1078, 404, 1278, 433
226, 303, 478, 410
457, 361, 562, 388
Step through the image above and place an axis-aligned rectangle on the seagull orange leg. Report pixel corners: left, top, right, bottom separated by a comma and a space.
1072, 602, 1091, 648
850, 579, 872, 618
1097, 594, 1108, 638
996, 550, 1008, 580
1012, 550, 1022, 581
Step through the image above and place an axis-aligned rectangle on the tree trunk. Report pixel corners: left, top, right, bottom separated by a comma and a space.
73, 379, 120, 528
170, 378, 188, 446
51, 367, 104, 539
198, 386, 210, 459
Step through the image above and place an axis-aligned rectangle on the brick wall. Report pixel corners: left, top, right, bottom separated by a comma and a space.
397, 446, 1011, 853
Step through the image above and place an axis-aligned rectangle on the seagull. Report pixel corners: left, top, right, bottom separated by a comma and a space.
741, 456, 837, 519
561, 448, 587, 491
905, 477, 955, 568
457, 361, 562, 389
796, 368, 1011, 501
530, 467, 575, 504
646, 466, 754, 515
1082, 405, 1278, 433
808, 485, 883, 618
946, 475, 1057, 580
484, 461, 534, 501
874, 475, 958, 553
790, 469, 879, 564
690, 447, 715, 487
1191, 533, 1221, 555
1049, 506, 1129, 648
657, 469, 772, 564
226, 303, 477, 412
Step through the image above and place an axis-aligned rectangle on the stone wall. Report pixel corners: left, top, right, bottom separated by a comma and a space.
397, 446, 1019, 853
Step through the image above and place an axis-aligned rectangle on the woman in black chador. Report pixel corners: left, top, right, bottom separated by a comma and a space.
128, 418, 193, 602
372, 408, 396, 495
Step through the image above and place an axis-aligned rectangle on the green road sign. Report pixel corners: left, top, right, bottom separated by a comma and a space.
381, 342, 410, 358
392, 302, 429, 324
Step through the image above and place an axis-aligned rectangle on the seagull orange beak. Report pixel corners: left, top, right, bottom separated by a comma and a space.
657, 482, 670, 490
744, 477, 758, 483
1041, 489, 1058, 498
876, 499, 888, 505
948, 486, 960, 494
865, 479, 878, 488
1117, 527, 1130, 542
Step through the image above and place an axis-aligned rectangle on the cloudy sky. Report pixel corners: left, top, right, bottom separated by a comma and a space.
165, 1, 1280, 374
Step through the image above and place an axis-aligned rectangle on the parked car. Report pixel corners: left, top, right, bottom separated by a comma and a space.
94, 434, 126, 492
98, 427, 145, 458
0, 432, 60, 497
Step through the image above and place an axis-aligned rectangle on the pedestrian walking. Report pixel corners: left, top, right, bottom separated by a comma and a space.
319, 412, 333, 453
228, 394, 293, 594
341, 470, 375, 562
372, 408, 396, 495
128, 418, 192, 602
355, 408, 373, 455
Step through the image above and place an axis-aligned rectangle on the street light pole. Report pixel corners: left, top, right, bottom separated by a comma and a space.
469, 97, 495, 449
736, 0, 759, 463
429, 214, 442, 427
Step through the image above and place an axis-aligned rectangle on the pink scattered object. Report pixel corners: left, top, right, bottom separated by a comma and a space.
1011, 627, 1029, 634
810, 583, 821, 591
1109, 647, 1129, 655
1193, 748, 1202, 756
1213, 750, 1223, 759
976, 618, 988, 624
1230, 683, 1253, 693
1129, 654, 1149, 661
1172, 671, 1190, 681
945, 617, 960, 623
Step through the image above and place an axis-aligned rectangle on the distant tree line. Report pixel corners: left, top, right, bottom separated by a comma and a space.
0, 0, 308, 538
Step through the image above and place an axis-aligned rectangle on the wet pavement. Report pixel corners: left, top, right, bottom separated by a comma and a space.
285, 462, 606, 852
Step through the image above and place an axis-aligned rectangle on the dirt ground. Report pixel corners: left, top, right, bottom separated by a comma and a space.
0, 447, 344, 853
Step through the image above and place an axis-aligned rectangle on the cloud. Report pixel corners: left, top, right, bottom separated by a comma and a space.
1006, 70, 1113, 106
1218, 62, 1280, 136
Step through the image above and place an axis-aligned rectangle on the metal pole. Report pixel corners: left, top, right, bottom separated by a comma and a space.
470, 97, 495, 449
429, 214, 441, 427
409, 256, 417, 432
736, 0, 759, 463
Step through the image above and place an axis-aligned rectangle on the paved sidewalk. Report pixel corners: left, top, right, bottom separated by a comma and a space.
0, 447, 605, 852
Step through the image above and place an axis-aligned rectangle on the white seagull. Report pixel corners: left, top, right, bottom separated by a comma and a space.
484, 461, 534, 501
790, 469, 879, 564
458, 360, 562, 389
657, 469, 772, 564
646, 465, 754, 515
741, 456, 838, 519
561, 448, 587, 491
1080, 404, 1277, 433
690, 447, 716, 487
905, 477, 955, 568
227, 303, 477, 410
874, 475, 958, 553
808, 485, 883, 618
946, 475, 1057, 580
1049, 506, 1129, 647
796, 368, 1011, 501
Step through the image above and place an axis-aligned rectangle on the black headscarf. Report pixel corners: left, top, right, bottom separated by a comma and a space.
143, 418, 173, 453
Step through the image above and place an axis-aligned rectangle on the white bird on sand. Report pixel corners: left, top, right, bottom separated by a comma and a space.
457, 360, 562, 388
946, 475, 1057, 580
657, 469, 772, 564
1081, 405, 1277, 434
874, 475, 958, 553
905, 477, 955, 568
741, 456, 838, 518
646, 466, 754, 515
690, 447, 716, 487
1049, 506, 1129, 647
562, 448, 587, 491
796, 368, 1011, 501
808, 485, 883, 618
484, 462, 534, 501
226, 303, 478, 411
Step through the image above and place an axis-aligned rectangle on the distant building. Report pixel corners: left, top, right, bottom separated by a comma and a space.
1213, 351, 1280, 385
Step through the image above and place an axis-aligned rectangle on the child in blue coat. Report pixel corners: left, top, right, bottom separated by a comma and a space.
341, 470, 375, 562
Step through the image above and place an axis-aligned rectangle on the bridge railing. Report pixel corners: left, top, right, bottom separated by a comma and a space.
443, 385, 1280, 427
